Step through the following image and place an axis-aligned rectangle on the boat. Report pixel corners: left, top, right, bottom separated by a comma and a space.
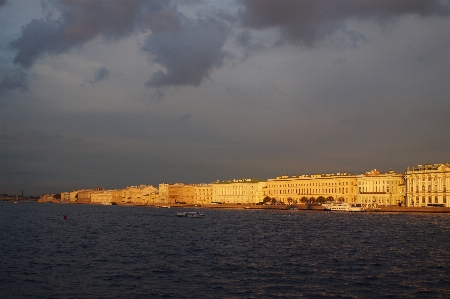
323, 202, 366, 212
101, 202, 112, 205
176, 211, 205, 218
347, 205, 366, 212
160, 205, 171, 208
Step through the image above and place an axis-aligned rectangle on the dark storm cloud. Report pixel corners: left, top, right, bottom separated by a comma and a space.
9, 0, 181, 69
143, 16, 229, 87
0, 69, 29, 95
238, 0, 450, 46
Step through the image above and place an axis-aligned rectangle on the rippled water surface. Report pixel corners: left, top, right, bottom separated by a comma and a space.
1, 202, 450, 298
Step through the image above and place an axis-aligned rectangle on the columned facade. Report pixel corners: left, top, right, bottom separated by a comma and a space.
405, 163, 450, 207
266, 173, 356, 203
212, 179, 266, 204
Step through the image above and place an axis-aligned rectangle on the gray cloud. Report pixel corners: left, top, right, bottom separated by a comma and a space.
235, 30, 265, 59
177, 113, 192, 122
0, 0, 7, 7
9, 0, 181, 69
0, 69, 29, 95
93, 67, 110, 82
238, 0, 450, 47
143, 16, 230, 87
83, 67, 110, 85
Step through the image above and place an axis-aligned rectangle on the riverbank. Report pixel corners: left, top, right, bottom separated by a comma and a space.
33, 200, 450, 213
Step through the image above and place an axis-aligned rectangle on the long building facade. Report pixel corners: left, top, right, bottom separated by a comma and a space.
265, 173, 356, 204
50, 163, 448, 208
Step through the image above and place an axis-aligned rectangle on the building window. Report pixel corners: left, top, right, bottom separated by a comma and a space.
428, 196, 432, 203
444, 196, 447, 204
435, 196, 439, 203
422, 197, 425, 203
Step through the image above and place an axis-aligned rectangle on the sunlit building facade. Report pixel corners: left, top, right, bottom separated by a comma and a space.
212, 179, 267, 204
405, 163, 450, 207
355, 169, 405, 206
265, 173, 357, 203
194, 184, 213, 205
90, 189, 113, 203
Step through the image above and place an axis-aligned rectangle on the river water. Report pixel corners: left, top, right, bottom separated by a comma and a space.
1, 202, 449, 298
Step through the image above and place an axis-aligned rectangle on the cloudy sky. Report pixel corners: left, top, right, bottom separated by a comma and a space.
1, 0, 449, 195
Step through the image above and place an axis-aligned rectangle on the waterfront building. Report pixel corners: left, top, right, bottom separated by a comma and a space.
69, 191, 78, 202
158, 183, 189, 204
212, 179, 266, 204
405, 163, 450, 207
60, 192, 70, 202
355, 169, 405, 206
77, 189, 93, 203
90, 189, 113, 203
120, 185, 159, 204
265, 173, 357, 203
194, 184, 212, 205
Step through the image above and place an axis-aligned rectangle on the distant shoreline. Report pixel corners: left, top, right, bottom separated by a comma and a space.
32, 201, 450, 213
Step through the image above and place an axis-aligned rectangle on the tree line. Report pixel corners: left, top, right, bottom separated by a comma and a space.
262, 196, 345, 205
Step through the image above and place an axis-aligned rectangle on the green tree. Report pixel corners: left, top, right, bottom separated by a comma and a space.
316, 196, 326, 204
263, 196, 271, 204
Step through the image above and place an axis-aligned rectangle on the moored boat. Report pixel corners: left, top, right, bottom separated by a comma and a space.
176, 211, 205, 218
323, 202, 366, 212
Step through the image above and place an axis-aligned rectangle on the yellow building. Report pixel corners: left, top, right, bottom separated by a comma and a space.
60, 192, 70, 202
405, 163, 450, 207
355, 169, 405, 206
69, 191, 78, 202
77, 189, 93, 203
266, 173, 356, 203
90, 189, 113, 203
212, 179, 267, 204
158, 183, 193, 204
120, 185, 159, 204
194, 184, 212, 205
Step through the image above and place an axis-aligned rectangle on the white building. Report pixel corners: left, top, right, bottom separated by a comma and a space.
405, 163, 450, 207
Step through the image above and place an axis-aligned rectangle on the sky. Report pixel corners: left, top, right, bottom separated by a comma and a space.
1, 0, 449, 196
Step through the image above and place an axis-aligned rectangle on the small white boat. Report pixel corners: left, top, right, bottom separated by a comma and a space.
323, 202, 366, 212
176, 211, 205, 218
347, 205, 366, 212
101, 202, 112, 205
